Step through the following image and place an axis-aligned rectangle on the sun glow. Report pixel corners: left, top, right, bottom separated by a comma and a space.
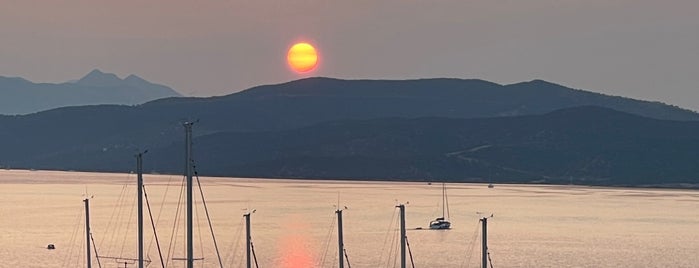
287, 42, 318, 73
277, 216, 317, 268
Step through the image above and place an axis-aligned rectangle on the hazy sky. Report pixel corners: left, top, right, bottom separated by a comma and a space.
1, 1, 698, 110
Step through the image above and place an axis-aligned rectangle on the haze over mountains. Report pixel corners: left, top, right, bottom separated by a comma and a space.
0, 69, 181, 114
1, 77, 698, 187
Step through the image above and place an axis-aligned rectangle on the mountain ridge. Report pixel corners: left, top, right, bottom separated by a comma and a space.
1, 77, 698, 187
226, 77, 698, 121
0, 69, 181, 115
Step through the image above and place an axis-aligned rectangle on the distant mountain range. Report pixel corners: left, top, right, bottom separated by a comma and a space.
0, 69, 181, 114
1, 77, 698, 187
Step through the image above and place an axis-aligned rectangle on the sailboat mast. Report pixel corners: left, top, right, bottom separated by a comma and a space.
442, 183, 446, 218
244, 212, 252, 268
136, 152, 144, 268
397, 204, 406, 268
84, 198, 92, 268
184, 122, 194, 268
481, 217, 488, 268
336, 209, 344, 268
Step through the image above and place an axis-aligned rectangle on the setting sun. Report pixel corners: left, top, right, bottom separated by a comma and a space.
287, 42, 318, 73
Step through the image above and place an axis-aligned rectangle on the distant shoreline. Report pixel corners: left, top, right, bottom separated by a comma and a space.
2, 168, 698, 190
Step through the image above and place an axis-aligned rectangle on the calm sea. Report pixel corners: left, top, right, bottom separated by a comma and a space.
1, 170, 698, 268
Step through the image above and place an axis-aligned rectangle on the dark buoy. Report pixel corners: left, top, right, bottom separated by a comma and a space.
47, 244, 55, 250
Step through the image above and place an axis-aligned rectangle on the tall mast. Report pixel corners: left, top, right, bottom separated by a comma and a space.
84, 198, 92, 268
136, 152, 145, 268
397, 204, 406, 268
442, 183, 446, 218
336, 209, 344, 268
244, 212, 252, 268
184, 122, 194, 268
481, 217, 488, 268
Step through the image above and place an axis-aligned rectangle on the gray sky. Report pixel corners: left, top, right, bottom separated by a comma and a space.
1, 0, 698, 110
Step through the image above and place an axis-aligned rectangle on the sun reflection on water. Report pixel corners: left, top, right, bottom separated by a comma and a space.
277, 215, 317, 268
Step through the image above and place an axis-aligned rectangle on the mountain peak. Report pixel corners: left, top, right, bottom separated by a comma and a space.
506, 79, 564, 88
124, 74, 150, 86
125, 74, 146, 82
76, 69, 123, 87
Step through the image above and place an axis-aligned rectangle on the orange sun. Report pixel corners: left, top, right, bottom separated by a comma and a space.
287, 42, 318, 73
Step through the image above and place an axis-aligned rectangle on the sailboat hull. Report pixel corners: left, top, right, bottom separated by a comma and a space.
429, 219, 451, 229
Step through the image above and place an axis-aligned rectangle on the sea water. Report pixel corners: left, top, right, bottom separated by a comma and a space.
1, 170, 698, 267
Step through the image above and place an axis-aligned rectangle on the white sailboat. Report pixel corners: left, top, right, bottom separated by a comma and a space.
429, 182, 451, 229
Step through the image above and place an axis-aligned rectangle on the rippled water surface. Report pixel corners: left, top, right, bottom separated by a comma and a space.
1, 170, 698, 267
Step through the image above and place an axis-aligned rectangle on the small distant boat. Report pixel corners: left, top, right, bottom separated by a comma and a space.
430, 217, 451, 229
429, 182, 451, 230
488, 183, 494, 188
47, 244, 55, 250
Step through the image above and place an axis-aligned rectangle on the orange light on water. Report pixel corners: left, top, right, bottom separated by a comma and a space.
278, 234, 316, 268
287, 42, 319, 73
277, 216, 317, 268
